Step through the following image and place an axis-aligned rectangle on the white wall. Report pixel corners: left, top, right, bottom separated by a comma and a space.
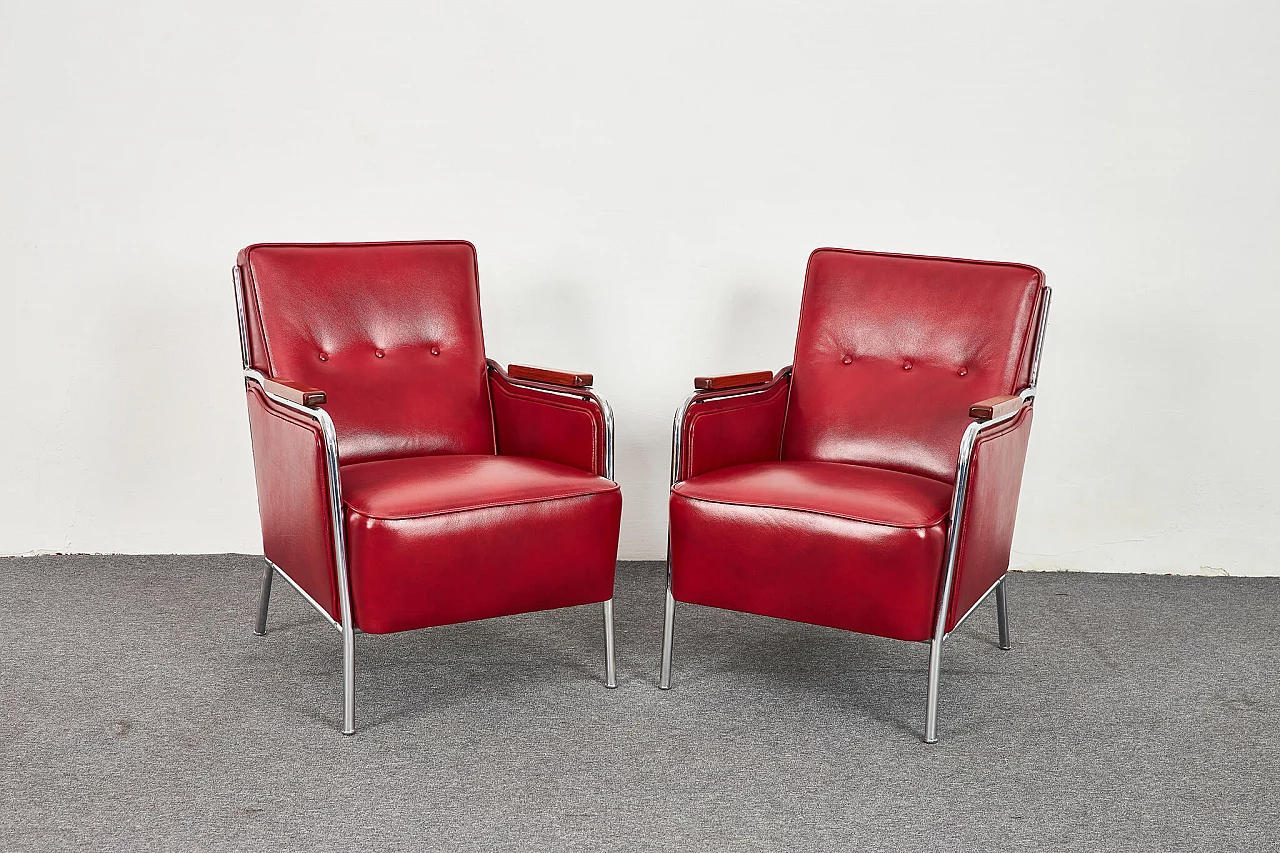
3, 1, 1278, 574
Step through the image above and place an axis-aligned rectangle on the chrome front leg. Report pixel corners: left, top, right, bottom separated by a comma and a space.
925, 637, 943, 743
603, 599, 618, 688
341, 625, 355, 735
660, 547, 676, 690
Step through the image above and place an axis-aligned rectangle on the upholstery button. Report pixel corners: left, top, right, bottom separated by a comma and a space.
430, 346, 440, 356
375, 349, 385, 358
903, 360, 913, 370
842, 355, 853, 365
318, 352, 328, 362
958, 367, 967, 376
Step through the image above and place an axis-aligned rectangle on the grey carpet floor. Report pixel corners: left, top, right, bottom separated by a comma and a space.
2, 556, 1277, 852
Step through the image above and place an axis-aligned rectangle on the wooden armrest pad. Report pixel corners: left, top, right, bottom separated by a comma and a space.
969, 395, 1023, 420
507, 364, 594, 388
262, 377, 327, 408
693, 370, 773, 391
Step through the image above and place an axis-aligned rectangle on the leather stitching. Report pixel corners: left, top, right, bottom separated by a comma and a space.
489, 377, 603, 475
1012, 283, 1045, 389
946, 404, 1033, 625
684, 380, 788, 480
671, 489, 949, 530
346, 482, 619, 522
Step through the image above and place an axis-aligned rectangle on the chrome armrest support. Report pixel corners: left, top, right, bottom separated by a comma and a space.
486, 360, 616, 482
670, 366, 793, 487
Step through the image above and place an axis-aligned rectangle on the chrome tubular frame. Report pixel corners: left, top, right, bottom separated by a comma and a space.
486, 360, 620, 688
237, 275, 624, 731
263, 557, 344, 633
925, 285, 1051, 743
660, 367, 794, 690
235, 267, 357, 735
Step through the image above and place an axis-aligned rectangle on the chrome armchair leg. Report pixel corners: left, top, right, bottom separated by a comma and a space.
996, 578, 1011, 650
253, 561, 274, 636
659, 588, 676, 690
924, 637, 943, 743
603, 599, 618, 688
341, 626, 355, 735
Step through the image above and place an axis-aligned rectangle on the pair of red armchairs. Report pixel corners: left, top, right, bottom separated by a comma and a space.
234, 241, 1049, 743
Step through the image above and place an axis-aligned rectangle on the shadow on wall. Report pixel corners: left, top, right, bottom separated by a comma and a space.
488, 277, 599, 369
710, 276, 801, 375
82, 265, 255, 550
621, 276, 800, 557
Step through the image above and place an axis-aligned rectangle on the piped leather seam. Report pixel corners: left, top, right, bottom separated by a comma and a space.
670, 489, 949, 530
1011, 282, 1043, 390
246, 387, 341, 615
249, 385, 324, 439
244, 258, 275, 376
945, 406, 1033, 626
345, 482, 619, 522
490, 379, 603, 475
685, 384, 788, 479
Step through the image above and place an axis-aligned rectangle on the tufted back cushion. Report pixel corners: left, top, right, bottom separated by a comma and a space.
781, 248, 1044, 483
237, 241, 495, 464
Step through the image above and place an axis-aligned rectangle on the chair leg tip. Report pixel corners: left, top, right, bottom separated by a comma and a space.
605, 680, 617, 689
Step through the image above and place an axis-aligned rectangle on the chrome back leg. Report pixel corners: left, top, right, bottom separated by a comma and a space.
996, 578, 1011, 650
253, 561, 274, 636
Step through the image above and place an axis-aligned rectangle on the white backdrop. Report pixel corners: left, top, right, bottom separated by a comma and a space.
3, 1, 1278, 574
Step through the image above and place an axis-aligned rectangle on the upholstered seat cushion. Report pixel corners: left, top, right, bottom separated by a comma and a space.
670, 461, 954, 641
341, 455, 621, 633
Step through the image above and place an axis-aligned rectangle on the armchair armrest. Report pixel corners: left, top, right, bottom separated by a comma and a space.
242, 379, 343, 622
675, 368, 791, 482
507, 364, 593, 388
941, 399, 1035, 635
693, 370, 773, 391
262, 377, 327, 408
488, 361, 611, 478
969, 395, 1022, 421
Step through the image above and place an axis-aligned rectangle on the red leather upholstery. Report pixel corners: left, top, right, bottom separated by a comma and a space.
677, 372, 791, 481
670, 247, 1046, 651
342, 455, 620, 633
947, 406, 1034, 630
245, 383, 340, 620
671, 462, 952, 641
237, 241, 494, 465
782, 248, 1043, 482
237, 240, 620, 641
489, 363, 607, 477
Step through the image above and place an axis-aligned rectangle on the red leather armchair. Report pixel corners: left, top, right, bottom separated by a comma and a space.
233, 241, 622, 734
661, 248, 1050, 743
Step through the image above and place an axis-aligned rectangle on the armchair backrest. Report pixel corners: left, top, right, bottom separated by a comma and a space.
236, 241, 495, 464
781, 248, 1045, 483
